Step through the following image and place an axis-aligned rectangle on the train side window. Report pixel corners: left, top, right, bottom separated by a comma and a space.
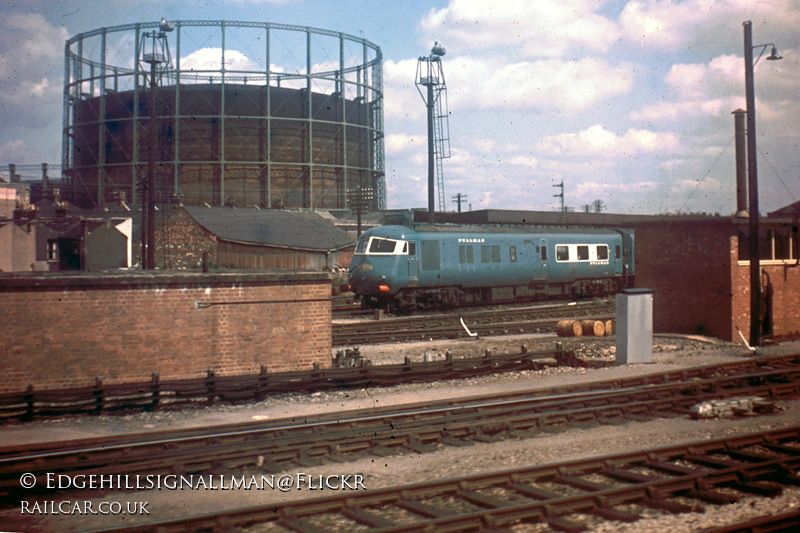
577, 245, 589, 261
467, 246, 474, 263
597, 245, 608, 260
509, 246, 517, 262
541, 246, 547, 260
408, 242, 416, 255
615, 245, 621, 259
492, 246, 501, 263
481, 246, 490, 263
459, 246, 466, 264
556, 245, 569, 261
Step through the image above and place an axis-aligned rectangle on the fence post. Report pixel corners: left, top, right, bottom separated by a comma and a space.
24, 385, 35, 421
93, 378, 104, 415
256, 365, 268, 401
150, 373, 160, 411
206, 369, 216, 405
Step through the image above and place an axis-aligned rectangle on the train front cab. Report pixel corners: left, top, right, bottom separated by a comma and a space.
349, 230, 415, 307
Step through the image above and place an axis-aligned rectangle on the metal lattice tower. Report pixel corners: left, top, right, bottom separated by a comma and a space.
416, 42, 451, 217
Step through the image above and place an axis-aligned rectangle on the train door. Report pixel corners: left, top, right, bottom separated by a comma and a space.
407, 241, 418, 286
539, 238, 549, 277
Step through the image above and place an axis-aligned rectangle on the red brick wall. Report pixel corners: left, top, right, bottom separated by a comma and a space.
153, 208, 218, 270
0, 271, 331, 394
730, 236, 800, 341
633, 221, 734, 340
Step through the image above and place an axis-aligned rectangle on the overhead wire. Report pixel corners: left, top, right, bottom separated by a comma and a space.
676, 133, 735, 214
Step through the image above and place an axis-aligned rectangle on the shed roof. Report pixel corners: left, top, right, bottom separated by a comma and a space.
183, 207, 355, 252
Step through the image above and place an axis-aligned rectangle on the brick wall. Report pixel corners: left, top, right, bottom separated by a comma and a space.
153, 208, 218, 270
0, 271, 331, 394
633, 221, 734, 340
634, 218, 800, 342
730, 236, 800, 341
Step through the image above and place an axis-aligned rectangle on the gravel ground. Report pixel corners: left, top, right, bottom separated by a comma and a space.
3, 333, 800, 532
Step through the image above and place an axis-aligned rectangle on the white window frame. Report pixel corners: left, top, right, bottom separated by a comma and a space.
554, 244, 611, 264
358, 236, 408, 256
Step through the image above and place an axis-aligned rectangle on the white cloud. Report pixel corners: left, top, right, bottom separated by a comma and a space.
445, 56, 635, 114
508, 156, 539, 169
618, 0, 800, 52
181, 48, 262, 73
539, 124, 681, 158
383, 58, 425, 120
0, 12, 67, 133
385, 133, 425, 154
420, 0, 618, 58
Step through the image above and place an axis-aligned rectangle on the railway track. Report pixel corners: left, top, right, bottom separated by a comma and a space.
333, 300, 615, 346
92, 426, 800, 532
3, 353, 800, 506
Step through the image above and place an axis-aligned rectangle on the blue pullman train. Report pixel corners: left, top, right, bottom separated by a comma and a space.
348, 224, 635, 311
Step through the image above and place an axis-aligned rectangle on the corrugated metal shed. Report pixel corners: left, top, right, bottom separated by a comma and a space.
184, 207, 354, 252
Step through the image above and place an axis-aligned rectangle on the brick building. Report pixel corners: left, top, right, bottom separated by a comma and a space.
151, 206, 355, 271
1, 182, 131, 272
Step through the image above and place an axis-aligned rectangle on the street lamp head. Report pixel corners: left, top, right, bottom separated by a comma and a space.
160, 18, 175, 33
767, 46, 782, 61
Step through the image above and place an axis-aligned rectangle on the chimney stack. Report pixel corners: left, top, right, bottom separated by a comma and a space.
733, 109, 748, 217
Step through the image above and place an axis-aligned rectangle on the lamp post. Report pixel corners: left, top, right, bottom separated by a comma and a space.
137, 19, 173, 269
743, 20, 782, 347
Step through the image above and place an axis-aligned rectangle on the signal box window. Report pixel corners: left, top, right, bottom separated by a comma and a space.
556, 245, 569, 261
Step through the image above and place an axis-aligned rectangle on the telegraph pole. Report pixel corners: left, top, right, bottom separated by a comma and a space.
451, 193, 467, 213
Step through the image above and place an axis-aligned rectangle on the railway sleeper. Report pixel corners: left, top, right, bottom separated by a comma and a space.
397, 499, 455, 519
588, 504, 640, 523
724, 479, 783, 497
640, 494, 701, 514
683, 486, 740, 505
342, 507, 395, 529
458, 489, 508, 509
546, 514, 588, 533
293, 448, 324, 467
439, 429, 471, 447
404, 435, 437, 454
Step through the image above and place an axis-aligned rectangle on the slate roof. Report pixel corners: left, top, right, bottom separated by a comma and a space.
183, 207, 355, 252
769, 200, 800, 218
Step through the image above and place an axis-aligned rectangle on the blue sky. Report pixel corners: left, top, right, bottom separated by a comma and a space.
1, 0, 798, 215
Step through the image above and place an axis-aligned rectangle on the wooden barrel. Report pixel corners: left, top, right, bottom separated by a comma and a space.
581, 319, 606, 337
604, 320, 614, 336
557, 320, 583, 337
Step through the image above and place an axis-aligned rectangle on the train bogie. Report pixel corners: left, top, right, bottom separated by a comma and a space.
348, 224, 635, 311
